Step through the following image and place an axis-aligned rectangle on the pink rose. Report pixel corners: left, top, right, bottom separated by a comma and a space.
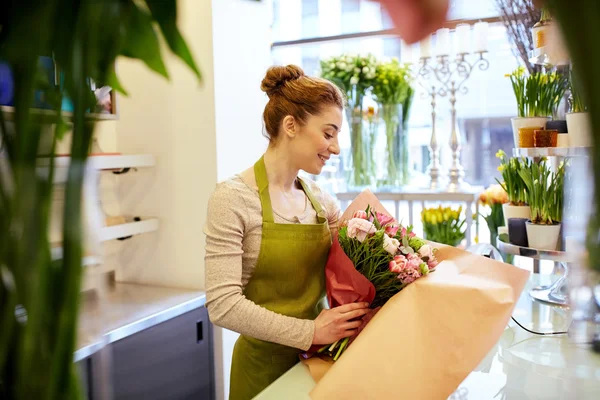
353, 210, 368, 220
398, 268, 421, 284
384, 223, 400, 237
347, 218, 376, 242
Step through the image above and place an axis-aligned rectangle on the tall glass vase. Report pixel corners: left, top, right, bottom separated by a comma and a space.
345, 89, 371, 189
379, 103, 402, 188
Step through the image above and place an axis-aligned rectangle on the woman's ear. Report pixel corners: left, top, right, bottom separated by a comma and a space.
282, 115, 297, 139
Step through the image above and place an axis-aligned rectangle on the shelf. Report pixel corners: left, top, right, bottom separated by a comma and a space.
100, 218, 159, 241
512, 147, 591, 158
496, 237, 575, 263
51, 246, 102, 266
528, 46, 569, 67
52, 154, 156, 170
1, 105, 118, 122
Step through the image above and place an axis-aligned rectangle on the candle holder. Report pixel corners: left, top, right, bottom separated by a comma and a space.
417, 51, 490, 192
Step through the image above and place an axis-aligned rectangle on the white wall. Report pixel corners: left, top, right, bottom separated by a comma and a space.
212, 0, 271, 181
211, 1, 273, 398
113, 0, 217, 290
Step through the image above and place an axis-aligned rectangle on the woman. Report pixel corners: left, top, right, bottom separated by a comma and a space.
204, 65, 370, 400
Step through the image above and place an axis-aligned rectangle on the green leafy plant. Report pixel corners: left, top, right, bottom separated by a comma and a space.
495, 150, 529, 205
518, 159, 565, 225
0, 1, 200, 398
570, 69, 588, 113
506, 66, 568, 117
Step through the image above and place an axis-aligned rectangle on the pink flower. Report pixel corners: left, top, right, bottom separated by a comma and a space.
409, 231, 416, 238
398, 268, 421, 284
375, 212, 395, 227
389, 254, 407, 273
384, 223, 400, 237
353, 210, 368, 220
428, 258, 439, 270
347, 218, 376, 242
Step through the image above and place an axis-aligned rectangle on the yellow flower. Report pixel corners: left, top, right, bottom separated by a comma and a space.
497, 164, 505, 172
431, 214, 438, 225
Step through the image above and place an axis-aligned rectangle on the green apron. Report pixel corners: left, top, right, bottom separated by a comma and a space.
229, 156, 331, 400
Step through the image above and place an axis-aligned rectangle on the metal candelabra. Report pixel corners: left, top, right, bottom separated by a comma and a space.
417, 51, 490, 192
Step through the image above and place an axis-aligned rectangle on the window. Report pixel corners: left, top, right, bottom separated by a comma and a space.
271, 0, 521, 190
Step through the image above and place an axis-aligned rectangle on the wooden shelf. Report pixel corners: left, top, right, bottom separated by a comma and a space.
1, 105, 118, 122
100, 218, 159, 241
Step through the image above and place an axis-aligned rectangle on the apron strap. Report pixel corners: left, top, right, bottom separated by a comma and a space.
254, 156, 275, 223
298, 177, 327, 223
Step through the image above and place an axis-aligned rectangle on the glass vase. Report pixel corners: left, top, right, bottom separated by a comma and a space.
345, 89, 371, 189
378, 103, 402, 188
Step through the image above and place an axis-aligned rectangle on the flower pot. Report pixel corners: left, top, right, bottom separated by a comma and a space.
502, 204, 531, 227
511, 117, 550, 148
508, 218, 529, 247
526, 221, 561, 251
566, 112, 592, 147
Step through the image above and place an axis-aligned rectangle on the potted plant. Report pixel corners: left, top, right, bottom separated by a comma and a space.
479, 184, 508, 250
566, 69, 591, 147
507, 67, 568, 147
495, 150, 531, 226
0, 1, 200, 398
519, 159, 566, 250
370, 58, 413, 188
421, 205, 466, 247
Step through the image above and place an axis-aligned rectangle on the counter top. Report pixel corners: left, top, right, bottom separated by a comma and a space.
255, 273, 600, 399
75, 283, 206, 362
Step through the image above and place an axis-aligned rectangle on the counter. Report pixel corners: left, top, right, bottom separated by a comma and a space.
75, 283, 206, 362
255, 273, 600, 399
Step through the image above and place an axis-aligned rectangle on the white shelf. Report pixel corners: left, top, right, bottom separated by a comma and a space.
1, 105, 118, 122
51, 247, 102, 267
512, 147, 591, 158
100, 218, 159, 241
51, 154, 156, 170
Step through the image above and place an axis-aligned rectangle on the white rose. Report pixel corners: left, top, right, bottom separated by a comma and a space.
350, 76, 359, 85
354, 67, 360, 73
330, 63, 336, 69
418, 244, 432, 259
362, 66, 369, 73
338, 62, 347, 70
383, 234, 400, 255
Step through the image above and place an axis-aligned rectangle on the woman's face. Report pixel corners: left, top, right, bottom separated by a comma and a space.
284, 105, 343, 175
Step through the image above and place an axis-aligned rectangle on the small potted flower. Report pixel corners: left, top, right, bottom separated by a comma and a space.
506, 67, 568, 148
518, 159, 566, 250
479, 184, 508, 248
496, 150, 531, 226
421, 205, 466, 247
566, 69, 591, 147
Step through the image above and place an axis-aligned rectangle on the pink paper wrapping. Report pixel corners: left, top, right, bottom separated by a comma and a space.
302, 190, 529, 399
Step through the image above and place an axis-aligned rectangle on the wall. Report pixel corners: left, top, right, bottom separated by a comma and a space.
212, 0, 271, 181
113, 0, 217, 290
211, 1, 273, 398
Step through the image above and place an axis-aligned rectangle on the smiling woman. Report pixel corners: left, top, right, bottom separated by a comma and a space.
203, 64, 371, 399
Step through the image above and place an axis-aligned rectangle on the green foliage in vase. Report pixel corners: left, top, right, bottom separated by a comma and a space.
0, 1, 200, 398
495, 150, 529, 206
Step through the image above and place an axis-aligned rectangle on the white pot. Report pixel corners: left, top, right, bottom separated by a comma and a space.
566, 112, 592, 147
526, 221, 561, 251
511, 117, 550, 148
502, 204, 531, 227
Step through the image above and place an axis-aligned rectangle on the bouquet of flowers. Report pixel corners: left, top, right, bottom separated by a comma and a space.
421, 206, 466, 247
302, 190, 530, 400
305, 205, 438, 361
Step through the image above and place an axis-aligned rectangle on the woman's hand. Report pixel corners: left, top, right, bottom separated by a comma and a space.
312, 302, 370, 345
